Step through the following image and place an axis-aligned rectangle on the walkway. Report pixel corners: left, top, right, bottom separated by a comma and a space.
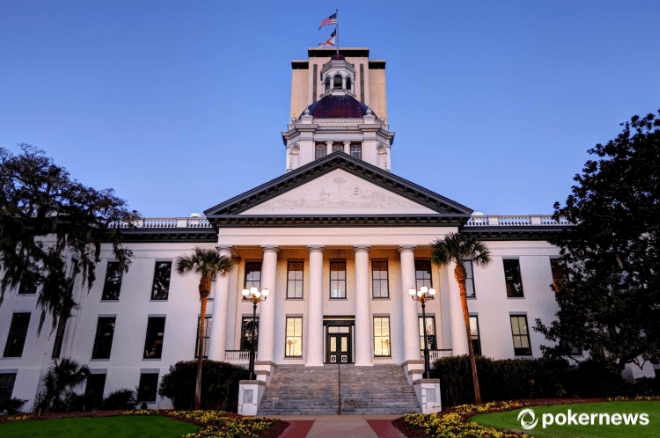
270, 415, 406, 438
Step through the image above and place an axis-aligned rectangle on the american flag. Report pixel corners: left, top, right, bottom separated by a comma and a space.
318, 13, 337, 30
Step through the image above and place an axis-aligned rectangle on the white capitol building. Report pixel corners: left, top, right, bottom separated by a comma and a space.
1, 47, 653, 415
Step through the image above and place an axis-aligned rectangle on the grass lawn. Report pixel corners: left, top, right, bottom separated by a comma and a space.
0, 415, 200, 438
472, 401, 660, 438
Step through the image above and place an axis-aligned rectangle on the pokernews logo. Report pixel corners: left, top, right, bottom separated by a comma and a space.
517, 408, 650, 430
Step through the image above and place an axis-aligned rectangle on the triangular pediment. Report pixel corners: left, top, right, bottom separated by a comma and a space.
204, 152, 472, 227
241, 169, 437, 215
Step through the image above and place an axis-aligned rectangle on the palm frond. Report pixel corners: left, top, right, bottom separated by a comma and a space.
431, 232, 492, 267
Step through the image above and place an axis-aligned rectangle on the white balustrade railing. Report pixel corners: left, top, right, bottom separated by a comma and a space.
422, 349, 453, 364
225, 350, 257, 363
313, 119, 364, 125
110, 217, 211, 229
465, 215, 572, 227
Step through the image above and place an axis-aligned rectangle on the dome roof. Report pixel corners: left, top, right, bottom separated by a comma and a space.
331, 53, 345, 60
303, 95, 375, 119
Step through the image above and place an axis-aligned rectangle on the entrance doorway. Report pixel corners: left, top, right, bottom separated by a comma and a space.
326, 325, 352, 364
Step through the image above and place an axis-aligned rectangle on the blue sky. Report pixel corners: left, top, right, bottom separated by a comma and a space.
1, 1, 658, 216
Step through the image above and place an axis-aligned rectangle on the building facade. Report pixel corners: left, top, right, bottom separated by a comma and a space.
3, 47, 647, 414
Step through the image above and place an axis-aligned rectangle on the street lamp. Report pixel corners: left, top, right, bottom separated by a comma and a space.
409, 286, 436, 379
241, 287, 269, 380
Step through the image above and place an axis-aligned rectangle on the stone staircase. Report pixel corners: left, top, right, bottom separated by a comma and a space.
258, 364, 421, 415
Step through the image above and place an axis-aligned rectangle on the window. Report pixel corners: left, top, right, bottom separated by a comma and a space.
18, 268, 37, 295
373, 317, 391, 357
510, 315, 532, 356
101, 261, 123, 300
315, 142, 326, 160
350, 143, 362, 159
469, 316, 481, 355
143, 317, 165, 359
332, 142, 343, 153
418, 316, 437, 350
503, 259, 524, 297
51, 316, 68, 359
0, 373, 17, 402
195, 316, 212, 358
372, 261, 389, 298
464, 260, 475, 298
243, 262, 262, 299
330, 262, 346, 299
285, 317, 302, 357
333, 74, 342, 89
286, 262, 304, 299
240, 317, 259, 351
84, 374, 106, 408
550, 259, 567, 292
151, 262, 172, 300
415, 260, 432, 290
3, 313, 30, 358
137, 373, 159, 402
91, 317, 116, 359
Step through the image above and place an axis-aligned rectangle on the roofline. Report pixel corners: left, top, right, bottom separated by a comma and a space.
308, 48, 370, 58
204, 151, 473, 217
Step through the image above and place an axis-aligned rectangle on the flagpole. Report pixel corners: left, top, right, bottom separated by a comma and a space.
336, 9, 339, 55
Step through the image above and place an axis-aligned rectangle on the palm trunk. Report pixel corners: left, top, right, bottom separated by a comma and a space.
455, 261, 482, 404
195, 274, 211, 410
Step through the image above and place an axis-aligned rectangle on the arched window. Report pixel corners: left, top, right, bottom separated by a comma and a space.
325, 77, 330, 90
350, 143, 362, 159
346, 77, 352, 91
333, 74, 342, 89
315, 142, 326, 160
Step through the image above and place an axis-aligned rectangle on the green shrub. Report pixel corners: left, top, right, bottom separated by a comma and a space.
102, 389, 137, 410
0, 396, 28, 415
158, 360, 248, 411
433, 355, 570, 405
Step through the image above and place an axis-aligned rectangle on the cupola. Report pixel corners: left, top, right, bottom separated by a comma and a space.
320, 52, 356, 98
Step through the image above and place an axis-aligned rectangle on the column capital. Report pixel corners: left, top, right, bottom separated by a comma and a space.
307, 244, 325, 252
325, 140, 333, 146
261, 244, 280, 253
353, 244, 371, 252
216, 244, 233, 255
398, 244, 417, 253
343, 140, 351, 146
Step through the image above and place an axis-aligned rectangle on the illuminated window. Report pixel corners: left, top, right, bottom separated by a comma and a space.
373, 317, 391, 357
418, 316, 437, 350
143, 317, 165, 359
285, 317, 303, 357
510, 315, 532, 356
151, 262, 172, 300
503, 259, 524, 297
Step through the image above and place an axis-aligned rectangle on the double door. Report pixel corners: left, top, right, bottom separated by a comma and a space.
326, 325, 352, 364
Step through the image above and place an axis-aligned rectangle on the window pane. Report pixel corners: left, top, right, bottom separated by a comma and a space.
419, 316, 437, 350
240, 317, 259, 351
469, 316, 478, 337
372, 261, 389, 298
3, 313, 31, 358
330, 262, 346, 298
151, 262, 172, 300
102, 262, 123, 300
350, 144, 362, 159
244, 262, 262, 291
287, 262, 304, 299
285, 317, 302, 356
374, 317, 391, 357
503, 260, 524, 297
52, 316, 68, 359
92, 317, 115, 359
511, 318, 520, 335
315, 143, 326, 159
137, 373, 158, 402
341, 337, 348, 352
84, 374, 106, 408
0, 373, 17, 402
143, 317, 165, 359
415, 260, 432, 289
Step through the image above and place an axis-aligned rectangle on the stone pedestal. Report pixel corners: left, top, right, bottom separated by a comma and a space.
413, 378, 442, 414
237, 380, 267, 416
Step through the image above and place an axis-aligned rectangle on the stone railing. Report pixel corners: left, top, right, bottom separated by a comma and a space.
465, 215, 572, 227
423, 349, 453, 364
111, 217, 212, 229
312, 118, 364, 125
225, 350, 256, 363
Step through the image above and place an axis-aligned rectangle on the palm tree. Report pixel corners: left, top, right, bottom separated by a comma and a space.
37, 358, 90, 412
176, 247, 234, 410
431, 232, 491, 404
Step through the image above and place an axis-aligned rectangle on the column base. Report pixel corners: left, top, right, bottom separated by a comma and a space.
353, 361, 375, 367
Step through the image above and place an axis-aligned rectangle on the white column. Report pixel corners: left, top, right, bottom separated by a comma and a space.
342, 76, 347, 90
257, 245, 279, 363
399, 245, 421, 362
306, 245, 325, 366
208, 245, 233, 362
354, 245, 373, 366
343, 140, 351, 154
326, 140, 333, 156
447, 262, 469, 355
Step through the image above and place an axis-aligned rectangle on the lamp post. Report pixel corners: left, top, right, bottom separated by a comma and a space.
241, 287, 269, 380
409, 286, 436, 379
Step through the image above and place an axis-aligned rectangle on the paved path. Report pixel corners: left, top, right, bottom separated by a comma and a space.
268, 415, 406, 438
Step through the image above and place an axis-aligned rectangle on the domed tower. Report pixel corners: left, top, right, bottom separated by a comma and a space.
283, 48, 394, 173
